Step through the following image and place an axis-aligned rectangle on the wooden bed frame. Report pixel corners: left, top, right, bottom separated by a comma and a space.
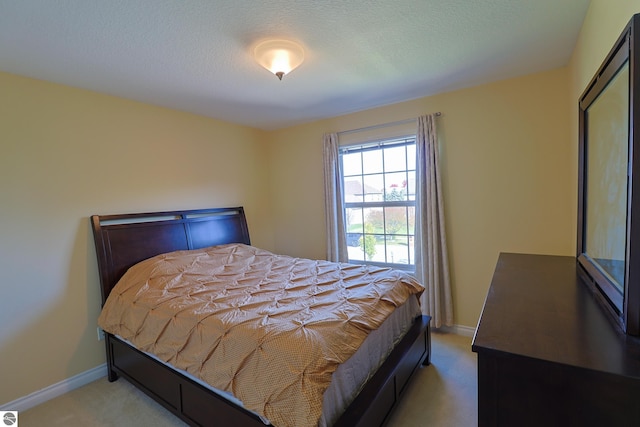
91, 206, 431, 427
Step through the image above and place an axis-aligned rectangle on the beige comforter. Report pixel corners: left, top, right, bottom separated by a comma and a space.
98, 243, 423, 427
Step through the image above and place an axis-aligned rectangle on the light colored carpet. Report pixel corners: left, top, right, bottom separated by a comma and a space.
386, 332, 477, 427
20, 332, 476, 426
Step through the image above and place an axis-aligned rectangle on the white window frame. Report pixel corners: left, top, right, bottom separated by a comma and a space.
340, 136, 416, 271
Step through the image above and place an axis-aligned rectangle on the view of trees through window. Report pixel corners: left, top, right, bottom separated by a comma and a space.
341, 137, 416, 270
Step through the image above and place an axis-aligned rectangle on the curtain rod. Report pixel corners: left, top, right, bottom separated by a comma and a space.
337, 112, 441, 136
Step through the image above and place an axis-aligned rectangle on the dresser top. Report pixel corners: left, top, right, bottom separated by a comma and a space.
472, 253, 640, 378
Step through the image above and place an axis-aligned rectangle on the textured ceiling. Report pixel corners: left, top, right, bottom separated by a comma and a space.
0, 0, 591, 130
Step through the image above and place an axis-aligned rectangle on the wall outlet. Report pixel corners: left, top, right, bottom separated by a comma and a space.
97, 326, 105, 341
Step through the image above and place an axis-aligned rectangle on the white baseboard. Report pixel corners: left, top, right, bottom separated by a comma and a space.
0, 364, 107, 412
436, 324, 476, 337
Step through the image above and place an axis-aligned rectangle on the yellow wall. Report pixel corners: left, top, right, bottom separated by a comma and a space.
566, 1, 640, 248
268, 67, 575, 329
0, 71, 272, 404
570, 1, 640, 101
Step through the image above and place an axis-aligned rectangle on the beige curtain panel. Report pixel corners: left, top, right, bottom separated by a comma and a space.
323, 132, 348, 263
414, 114, 453, 328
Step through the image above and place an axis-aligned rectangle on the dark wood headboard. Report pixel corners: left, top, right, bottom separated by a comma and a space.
91, 207, 250, 305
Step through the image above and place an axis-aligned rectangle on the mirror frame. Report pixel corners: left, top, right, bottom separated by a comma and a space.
578, 14, 640, 336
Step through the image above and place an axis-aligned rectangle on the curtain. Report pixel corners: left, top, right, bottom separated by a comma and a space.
414, 114, 453, 328
323, 133, 348, 262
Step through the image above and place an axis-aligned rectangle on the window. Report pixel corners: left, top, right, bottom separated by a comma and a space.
340, 137, 416, 270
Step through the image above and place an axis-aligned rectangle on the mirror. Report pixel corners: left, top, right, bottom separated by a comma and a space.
584, 60, 629, 297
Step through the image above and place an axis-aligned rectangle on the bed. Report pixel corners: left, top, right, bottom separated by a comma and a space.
91, 206, 431, 427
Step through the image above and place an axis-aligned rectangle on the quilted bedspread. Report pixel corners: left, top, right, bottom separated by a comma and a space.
98, 244, 424, 427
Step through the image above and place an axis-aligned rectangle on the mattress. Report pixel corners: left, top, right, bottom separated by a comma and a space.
99, 244, 424, 427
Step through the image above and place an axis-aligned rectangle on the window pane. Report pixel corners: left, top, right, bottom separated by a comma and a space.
344, 177, 364, 203
363, 207, 383, 234
384, 145, 407, 172
407, 144, 416, 171
385, 172, 408, 201
406, 171, 416, 200
385, 236, 394, 264
408, 206, 415, 236
386, 235, 410, 265
385, 206, 408, 235
348, 241, 366, 261
362, 149, 383, 174
363, 174, 384, 202
342, 151, 362, 176
408, 234, 415, 265
360, 232, 379, 261
345, 207, 364, 233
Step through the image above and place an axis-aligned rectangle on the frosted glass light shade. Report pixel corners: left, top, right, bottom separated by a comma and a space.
254, 40, 304, 80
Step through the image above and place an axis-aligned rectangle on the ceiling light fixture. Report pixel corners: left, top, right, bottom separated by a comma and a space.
254, 39, 304, 81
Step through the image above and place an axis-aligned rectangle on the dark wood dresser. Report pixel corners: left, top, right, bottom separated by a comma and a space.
472, 253, 640, 426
